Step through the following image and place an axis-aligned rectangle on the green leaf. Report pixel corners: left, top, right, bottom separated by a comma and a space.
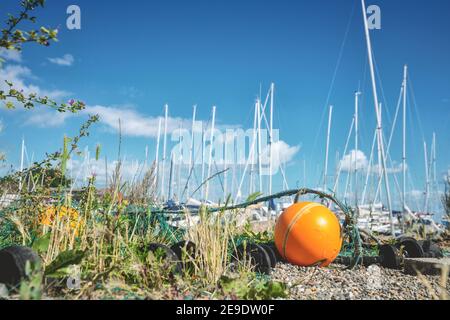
32, 233, 51, 254
44, 249, 85, 276
95, 144, 101, 161
5, 101, 15, 109
267, 281, 287, 298
220, 275, 287, 300
44, 266, 72, 279
219, 275, 249, 298
39, 26, 49, 34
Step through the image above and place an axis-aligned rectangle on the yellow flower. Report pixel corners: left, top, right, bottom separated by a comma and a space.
40, 206, 83, 236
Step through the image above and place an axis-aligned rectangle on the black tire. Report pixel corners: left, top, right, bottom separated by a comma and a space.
170, 241, 196, 260
379, 244, 401, 269
396, 237, 424, 258
170, 241, 196, 272
147, 243, 182, 274
264, 242, 285, 264
234, 243, 272, 274
418, 240, 443, 258
260, 243, 277, 268
0, 246, 41, 287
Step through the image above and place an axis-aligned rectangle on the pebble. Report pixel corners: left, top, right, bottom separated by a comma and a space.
0, 283, 8, 299
271, 263, 450, 300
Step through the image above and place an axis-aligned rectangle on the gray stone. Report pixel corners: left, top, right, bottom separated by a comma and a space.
0, 283, 8, 299
270, 262, 449, 300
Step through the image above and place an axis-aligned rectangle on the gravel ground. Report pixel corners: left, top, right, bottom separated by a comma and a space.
271, 263, 450, 300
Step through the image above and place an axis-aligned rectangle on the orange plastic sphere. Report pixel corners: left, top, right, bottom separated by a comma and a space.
274, 202, 342, 267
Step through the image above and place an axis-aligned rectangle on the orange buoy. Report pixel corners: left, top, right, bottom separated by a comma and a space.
274, 202, 342, 267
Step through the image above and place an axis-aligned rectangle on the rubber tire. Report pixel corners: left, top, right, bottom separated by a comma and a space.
170, 241, 196, 272
379, 244, 401, 269
147, 243, 182, 274
418, 240, 443, 258
396, 238, 424, 258
259, 244, 277, 268
264, 242, 285, 264
0, 246, 41, 287
170, 241, 196, 260
234, 243, 272, 275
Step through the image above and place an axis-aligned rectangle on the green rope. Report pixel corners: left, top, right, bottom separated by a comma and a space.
149, 188, 363, 268
1, 188, 363, 268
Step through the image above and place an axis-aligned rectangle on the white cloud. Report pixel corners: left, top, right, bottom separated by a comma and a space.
369, 162, 405, 174
339, 150, 368, 172
338, 150, 405, 175
48, 54, 74, 67
0, 64, 70, 99
82, 105, 192, 137
274, 140, 300, 165
0, 61, 72, 128
67, 157, 147, 187
267, 140, 300, 169
19, 101, 242, 133
0, 48, 22, 63
24, 108, 72, 127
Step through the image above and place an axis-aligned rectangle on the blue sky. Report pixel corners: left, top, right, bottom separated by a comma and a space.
0, 0, 449, 215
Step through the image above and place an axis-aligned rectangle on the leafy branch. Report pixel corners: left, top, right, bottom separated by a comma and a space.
0, 80, 86, 112
0, 0, 80, 114
0, 0, 57, 52
8, 114, 100, 186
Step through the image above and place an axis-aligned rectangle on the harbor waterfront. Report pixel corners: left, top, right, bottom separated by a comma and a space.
0, 0, 449, 301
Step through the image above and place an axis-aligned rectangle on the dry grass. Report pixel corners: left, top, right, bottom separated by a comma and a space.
414, 264, 449, 300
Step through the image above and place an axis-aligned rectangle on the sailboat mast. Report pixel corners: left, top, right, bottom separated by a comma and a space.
205, 106, 216, 201
361, 0, 395, 236
432, 132, 437, 212
249, 102, 258, 194
402, 65, 408, 215
161, 104, 169, 201
424, 141, 430, 213
332, 117, 354, 195
19, 137, 25, 192
154, 117, 162, 198
168, 154, 174, 201
223, 131, 229, 201
354, 91, 361, 208
269, 83, 275, 197
323, 105, 333, 192
201, 126, 206, 200
188, 105, 197, 198
257, 99, 263, 193
177, 122, 183, 200
361, 128, 377, 205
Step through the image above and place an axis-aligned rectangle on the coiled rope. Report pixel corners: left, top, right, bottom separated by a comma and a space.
150, 188, 363, 269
